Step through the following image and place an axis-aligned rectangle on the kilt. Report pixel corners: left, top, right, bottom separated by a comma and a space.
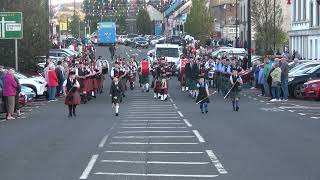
140, 75, 149, 84
92, 78, 98, 90
186, 78, 197, 90
128, 73, 136, 82
82, 79, 93, 92
196, 94, 210, 104
160, 88, 168, 94
111, 95, 122, 104
229, 90, 240, 99
154, 80, 161, 93
65, 91, 81, 105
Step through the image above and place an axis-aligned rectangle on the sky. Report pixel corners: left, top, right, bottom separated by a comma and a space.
51, 0, 83, 5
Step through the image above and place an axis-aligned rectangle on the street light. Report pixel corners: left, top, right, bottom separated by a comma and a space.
273, 0, 276, 55
247, 0, 252, 67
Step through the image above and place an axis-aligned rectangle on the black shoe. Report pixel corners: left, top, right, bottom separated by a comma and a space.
73, 113, 76, 117
146, 90, 149, 93
205, 111, 208, 113
115, 113, 119, 116
201, 111, 204, 114
236, 107, 239, 111
68, 114, 72, 118
123, 94, 126, 97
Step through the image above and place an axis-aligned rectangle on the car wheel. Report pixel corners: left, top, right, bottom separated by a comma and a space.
293, 84, 305, 99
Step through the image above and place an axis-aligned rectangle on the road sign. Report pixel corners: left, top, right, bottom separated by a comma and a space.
0, 12, 23, 39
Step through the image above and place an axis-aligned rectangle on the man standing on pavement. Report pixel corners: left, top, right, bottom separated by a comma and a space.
263, 56, 272, 97
280, 57, 289, 101
55, 61, 65, 97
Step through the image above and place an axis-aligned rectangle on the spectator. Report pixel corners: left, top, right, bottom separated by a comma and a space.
14, 76, 22, 117
257, 64, 265, 96
270, 63, 282, 102
263, 56, 272, 97
0, 65, 4, 88
55, 61, 65, 97
3, 69, 17, 120
280, 57, 289, 101
47, 64, 59, 101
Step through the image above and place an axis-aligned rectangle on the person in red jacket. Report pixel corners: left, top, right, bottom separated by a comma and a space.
47, 65, 59, 101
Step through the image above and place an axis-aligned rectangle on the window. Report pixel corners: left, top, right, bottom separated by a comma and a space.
310, 2, 313, 27
303, 1, 306, 20
293, 0, 296, 21
298, 0, 301, 20
315, 39, 318, 60
317, 4, 320, 26
310, 39, 313, 59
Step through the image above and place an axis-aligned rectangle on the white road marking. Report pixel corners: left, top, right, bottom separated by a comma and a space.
183, 119, 192, 127
121, 117, 179, 119
206, 150, 228, 174
173, 104, 178, 109
121, 123, 184, 126
79, 154, 99, 179
101, 160, 209, 165
110, 142, 198, 145
169, 98, 174, 103
127, 110, 177, 113
260, 100, 265, 103
104, 151, 204, 154
177, 111, 184, 117
119, 127, 187, 129
112, 136, 195, 139
129, 104, 173, 107
94, 172, 218, 178
0, 120, 7, 122
288, 110, 295, 112
117, 131, 190, 133
298, 113, 306, 116
311, 117, 320, 119
121, 120, 181, 122
98, 134, 109, 148
193, 130, 205, 143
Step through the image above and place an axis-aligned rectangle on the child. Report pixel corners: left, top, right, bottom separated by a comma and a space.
229, 69, 243, 111
196, 77, 210, 114
110, 77, 122, 116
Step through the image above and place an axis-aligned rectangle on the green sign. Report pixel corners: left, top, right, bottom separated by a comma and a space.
0, 12, 23, 39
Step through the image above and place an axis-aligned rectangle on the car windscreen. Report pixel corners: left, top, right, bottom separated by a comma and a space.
306, 65, 320, 74
136, 38, 146, 41
156, 48, 179, 58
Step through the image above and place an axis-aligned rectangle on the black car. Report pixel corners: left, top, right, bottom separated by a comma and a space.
132, 37, 149, 48
167, 35, 182, 45
288, 65, 320, 99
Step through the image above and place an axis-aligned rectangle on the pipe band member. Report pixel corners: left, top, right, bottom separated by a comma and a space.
196, 77, 210, 114
63, 71, 81, 117
229, 68, 243, 111
110, 77, 122, 116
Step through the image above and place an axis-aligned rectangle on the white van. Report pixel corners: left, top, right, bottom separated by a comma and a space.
147, 44, 182, 66
212, 48, 246, 58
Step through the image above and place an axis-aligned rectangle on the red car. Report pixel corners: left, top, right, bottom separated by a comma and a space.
304, 79, 320, 100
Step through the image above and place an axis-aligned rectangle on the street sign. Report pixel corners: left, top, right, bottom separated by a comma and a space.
0, 12, 23, 39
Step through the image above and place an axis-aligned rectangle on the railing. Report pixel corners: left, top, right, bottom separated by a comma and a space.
163, 0, 185, 17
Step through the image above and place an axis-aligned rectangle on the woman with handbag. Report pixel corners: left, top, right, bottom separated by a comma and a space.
270, 63, 282, 102
63, 71, 81, 117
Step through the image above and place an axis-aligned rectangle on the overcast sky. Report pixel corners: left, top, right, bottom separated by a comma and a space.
51, 0, 83, 5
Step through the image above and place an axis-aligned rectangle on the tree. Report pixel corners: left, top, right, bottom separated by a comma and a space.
252, 0, 288, 55
70, 13, 82, 38
184, 0, 213, 44
0, 0, 49, 71
136, 9, 152, 35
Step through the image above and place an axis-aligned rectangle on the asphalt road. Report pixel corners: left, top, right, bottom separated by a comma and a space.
0, 44, 320, 180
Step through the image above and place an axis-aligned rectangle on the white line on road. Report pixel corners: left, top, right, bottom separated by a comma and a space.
94, 172, 218, 178
98, 134, 109, 148
110, 142, 199, 145
104, 151, 204, 154
170, 98, 174, 103
183, 119, 192, 127
177, 111, 184, 117
173, 104, 178, 109
117, 131, 190, 133
79, 154, 99, 179
123, 116, 179, 118
119, 127, 187, 129
311, 117, 320, 119
121, 123, 184, 126
206, 150, 228, 174
101, 160, 209, 165
112, 136, 195, 139
121, 120, 181, 122
193, 130, 205, 143
298, 113, 306, 116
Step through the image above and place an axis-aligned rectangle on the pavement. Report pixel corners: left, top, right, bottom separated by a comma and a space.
0, 44, 320, 180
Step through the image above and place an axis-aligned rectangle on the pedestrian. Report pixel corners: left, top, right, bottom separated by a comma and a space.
47, 64, 59, 101
280, 57, 289, 101
0, 65, 4, 88
229, 68, 243, 111
3, 69, 17, 120
257, 64, 265, 96
110, 77, 122, 116
196, 77, 210, 114
270, 63, 282, 102
63, 71, 81, 117
14, 76, 22, 117
263, 56, 272, 97
55, 61, 65, 97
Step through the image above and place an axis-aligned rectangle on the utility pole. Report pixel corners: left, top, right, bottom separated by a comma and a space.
273, 0, 276, 55
247, 0, 252, 67
235, 0, 238, 39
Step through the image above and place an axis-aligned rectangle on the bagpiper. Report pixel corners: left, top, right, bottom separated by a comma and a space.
229, 68, 243, 111
179, 56, 189, 91
110, 77, 122, 116
63, 71, 81, 117
127, 58, 137, 90
196, 77, 210, 114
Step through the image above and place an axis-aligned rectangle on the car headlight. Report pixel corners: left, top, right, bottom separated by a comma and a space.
288, 77, 294, 82
311, 84, 319, 88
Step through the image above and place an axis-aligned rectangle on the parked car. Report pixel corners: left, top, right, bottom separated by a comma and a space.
124, 34, 138, 46
167, 35, 182, 45
304, 79, 320, 100
289, 61, 320, 76
150, 36, 166, 46
288, 60, 312, 70
132, 37, 149, 48
0, 85, 4, 113
21, 85, 36, 102
288, 64, 320, 99
14, 72, 47, 97
48, 49, 74, 60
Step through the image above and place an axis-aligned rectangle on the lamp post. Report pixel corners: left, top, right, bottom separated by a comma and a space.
273, 0, 276, 55
247, 0, 252, 67
235, 0, 238, 39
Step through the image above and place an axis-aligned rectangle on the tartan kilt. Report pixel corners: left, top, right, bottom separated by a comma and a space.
154, 80, 161, 93
127, 73, 136, 82
65, 91, 81, 105
82, 79, 93, 92
111, 95, 122, 104
92, 78, 98, 90
160, 88, 168, 94
229, 90, 241, 99
186, 78, 197, 90
140, 75, 149, 84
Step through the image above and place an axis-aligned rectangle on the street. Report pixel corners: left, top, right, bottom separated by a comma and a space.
1, 45, 320, 180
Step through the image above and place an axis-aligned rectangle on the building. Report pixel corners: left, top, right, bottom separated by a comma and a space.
289, 0, 320, 60
211, 0, 239, 40
147, 5, 164, 35
238, 0, 255, 49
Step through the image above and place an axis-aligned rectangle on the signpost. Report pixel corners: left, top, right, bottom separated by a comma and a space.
0, 12, 23, 71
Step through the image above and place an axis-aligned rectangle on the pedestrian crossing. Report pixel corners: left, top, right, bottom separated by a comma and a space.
79, 90, 227, 179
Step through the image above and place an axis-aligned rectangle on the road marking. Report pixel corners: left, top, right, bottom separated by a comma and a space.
173, 104, 178, 109
311, 117, 320, 119
110, 142, 199, 145
183, 119, 192, 127
206, 150, 228, 174
0, 119, 6, 122
94, 172, 218, 178
298, 113, 306, 116
121, 123, 184, 126
121, 117, 179, 119
127, 110, 177, 113
104, 151, 204, 154
112, 136, 195, 139
177, 111, 184, 117
101, 160, 209, 165
117, 131, 190, 133
121, 120, 181, 122
288, 110, 295, 112
79, 154, 99, 179
129, 104, 173, 106
193, 130, 205, 143
119, 127, 187, 129
169, 98, 174, 103
98, 134, 109, 148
